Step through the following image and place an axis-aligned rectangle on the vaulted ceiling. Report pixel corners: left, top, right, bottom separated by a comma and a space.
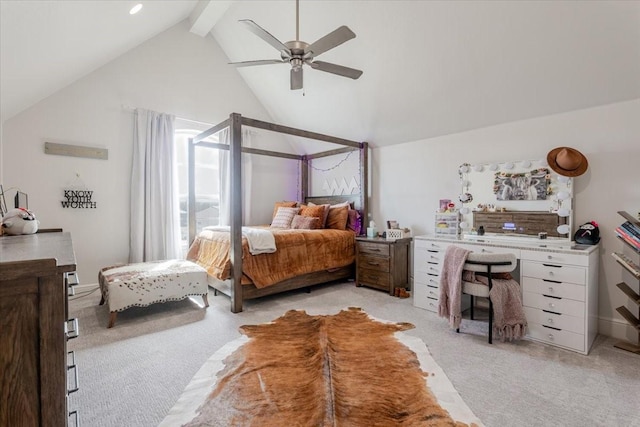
2, 1, 639, 147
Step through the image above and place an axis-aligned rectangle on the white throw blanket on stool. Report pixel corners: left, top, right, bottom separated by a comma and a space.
204, 226, 276, 255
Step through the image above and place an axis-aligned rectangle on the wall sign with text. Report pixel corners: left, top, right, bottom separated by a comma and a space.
61, 190, 96, 209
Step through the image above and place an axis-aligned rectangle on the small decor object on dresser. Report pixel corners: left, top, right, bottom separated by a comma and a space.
1, 208, 39, 235
574, 221, 600, 245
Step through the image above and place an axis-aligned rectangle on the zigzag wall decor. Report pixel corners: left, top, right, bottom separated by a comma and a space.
322, 176, 359, 195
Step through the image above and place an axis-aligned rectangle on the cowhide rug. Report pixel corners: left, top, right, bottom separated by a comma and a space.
160, 308, 482, 427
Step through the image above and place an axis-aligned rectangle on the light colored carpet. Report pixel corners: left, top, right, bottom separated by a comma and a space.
68, 281, 640, 427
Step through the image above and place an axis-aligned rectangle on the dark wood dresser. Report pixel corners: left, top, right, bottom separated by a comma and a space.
355, 236, 412, 295
0, 232, 78, 427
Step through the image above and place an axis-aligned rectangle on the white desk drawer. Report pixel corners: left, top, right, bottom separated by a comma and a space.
523, 292, 585, 317
413, 283, 429, 309
524, 307, 585, 334
425, 276, 440, 288
523, 277, 585, 302
456, 244, 521, 259
521, 249, 589, 267
415, 239, 450, 251
527, 322, 585, 352
522, 261, 586, 285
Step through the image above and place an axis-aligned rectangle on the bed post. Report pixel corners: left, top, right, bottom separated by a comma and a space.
360, 142, 369, 230
300, 155, 308, 202
229, 113, 244, 313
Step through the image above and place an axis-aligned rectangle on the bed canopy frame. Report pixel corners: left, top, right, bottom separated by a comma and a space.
188, 113, 369, 312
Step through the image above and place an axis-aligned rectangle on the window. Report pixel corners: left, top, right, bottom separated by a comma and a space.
175, 126, 220, 255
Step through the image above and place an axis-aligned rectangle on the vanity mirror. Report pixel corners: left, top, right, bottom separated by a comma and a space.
457, 159, 573, 242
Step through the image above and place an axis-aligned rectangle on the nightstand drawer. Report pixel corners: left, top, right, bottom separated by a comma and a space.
358, 269, 390, 288
358, 254, 390, 272
357, 241, 390, 256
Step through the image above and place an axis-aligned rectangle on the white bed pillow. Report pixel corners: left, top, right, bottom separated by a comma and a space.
270, 207, 300, 228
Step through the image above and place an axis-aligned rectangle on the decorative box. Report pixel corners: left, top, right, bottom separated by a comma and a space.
385, 229, 410, 240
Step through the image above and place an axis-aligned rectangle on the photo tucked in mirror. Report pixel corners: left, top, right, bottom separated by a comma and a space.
457, 159, 573, 240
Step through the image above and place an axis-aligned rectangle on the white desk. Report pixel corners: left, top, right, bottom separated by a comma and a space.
413, 235, 599, 355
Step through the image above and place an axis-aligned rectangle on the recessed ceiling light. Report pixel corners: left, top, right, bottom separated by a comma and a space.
129, 4, 143, 15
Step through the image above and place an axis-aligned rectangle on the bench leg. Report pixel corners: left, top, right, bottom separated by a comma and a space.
108, 312, 117, 328
202, 294, 209, 308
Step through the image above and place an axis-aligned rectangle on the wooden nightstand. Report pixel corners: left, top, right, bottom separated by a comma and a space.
355, 236, 412, 295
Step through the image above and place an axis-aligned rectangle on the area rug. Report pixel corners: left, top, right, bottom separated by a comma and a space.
159, 308, 483, 426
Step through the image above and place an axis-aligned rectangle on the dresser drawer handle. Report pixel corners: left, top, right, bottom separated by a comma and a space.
548, 287, 554, 292
547, 318, 554, 324
548, 334, 554, 340
66, 318, 79, 340
548, 303, 555, 309
367, 261, 380, 266
369, 248, 381, 252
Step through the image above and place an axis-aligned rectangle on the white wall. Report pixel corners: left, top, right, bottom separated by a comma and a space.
372, 99, 640, 342
1, 20, 296, 285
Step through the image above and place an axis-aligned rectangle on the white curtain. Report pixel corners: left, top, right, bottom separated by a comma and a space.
130, 109, 181, 262
218, 129, 253, 226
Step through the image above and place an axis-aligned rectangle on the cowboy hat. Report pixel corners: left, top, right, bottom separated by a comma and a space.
546, 147, 588, 177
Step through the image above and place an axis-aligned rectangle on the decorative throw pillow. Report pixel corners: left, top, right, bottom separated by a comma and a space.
272, 201, 298, 220
299, 204, 326, 220
291, 215, 321, 230
346, 209, 362, 234
271, 207, 299, 228
307, 202, 331, 228
326, 205, 349, 230
330, 201, 352, 209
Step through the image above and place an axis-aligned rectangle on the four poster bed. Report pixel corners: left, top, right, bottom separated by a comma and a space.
185, 113, 369, 313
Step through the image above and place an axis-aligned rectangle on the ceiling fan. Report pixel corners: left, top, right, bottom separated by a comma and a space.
229, 0, 363, 90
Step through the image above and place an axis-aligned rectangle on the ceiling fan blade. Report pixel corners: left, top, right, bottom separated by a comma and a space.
291, 67, 303, 90
308, 61, 363, 80
239, 19, 290, 54
229, 59, 286, 67
306, 26, 356, 58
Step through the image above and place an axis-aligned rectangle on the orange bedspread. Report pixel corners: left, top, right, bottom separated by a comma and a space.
186, 227, 355, 288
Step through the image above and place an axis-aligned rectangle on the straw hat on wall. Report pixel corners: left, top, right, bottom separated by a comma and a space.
546, 147, 589, 177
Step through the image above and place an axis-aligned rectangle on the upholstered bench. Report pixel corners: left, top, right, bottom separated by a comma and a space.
98, 259, 209, 328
